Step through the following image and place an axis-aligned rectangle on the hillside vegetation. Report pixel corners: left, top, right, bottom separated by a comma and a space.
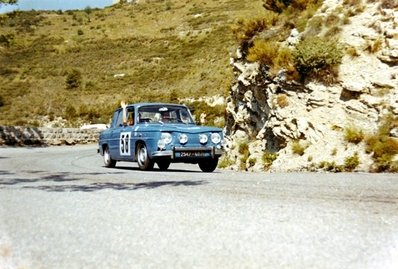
0, 0, 265, 126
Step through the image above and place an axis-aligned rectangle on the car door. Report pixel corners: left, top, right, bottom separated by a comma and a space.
109, 109, 124, 160
118, 106, 135, 161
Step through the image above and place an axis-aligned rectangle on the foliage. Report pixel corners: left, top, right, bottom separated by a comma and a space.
218, 156, 235, 169
294, 36, 343, 82
365, 38, 383, 54
232, 16, 277, 43
346, 46, 360, 57
247, 39, 295, 76
186, 101, 225, 128
275, 94, 289, 108
291, 140, 308, 156
344, 126, 364, 144
1, 0, 255, 126
318, 161, 344, 172
238, 141, 249, 155
247, 39, 279, 65
380, 0, 398, 9
365, 113, 398, 172
65, 69, 82, 89
262, 152, 277, 170
344, 152, 360, 172
0, 0, 17, 5
248, 158, 257, 167
262, 0, 321, 13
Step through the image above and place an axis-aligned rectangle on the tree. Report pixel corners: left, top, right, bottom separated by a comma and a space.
0, 0, 18, 6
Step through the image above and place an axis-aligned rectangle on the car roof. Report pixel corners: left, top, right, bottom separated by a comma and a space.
121, 102, 187, 108
114, 102, 188, 111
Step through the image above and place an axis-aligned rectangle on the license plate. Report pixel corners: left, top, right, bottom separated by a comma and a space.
179, 151, 206, 157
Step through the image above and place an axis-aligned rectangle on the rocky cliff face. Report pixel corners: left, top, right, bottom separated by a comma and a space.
223, 0, 398, 172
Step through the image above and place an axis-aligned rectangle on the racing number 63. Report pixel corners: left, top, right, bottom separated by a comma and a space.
120, 132, 131, 156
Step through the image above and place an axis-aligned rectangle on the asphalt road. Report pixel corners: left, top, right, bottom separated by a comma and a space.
0, 144, 397, 269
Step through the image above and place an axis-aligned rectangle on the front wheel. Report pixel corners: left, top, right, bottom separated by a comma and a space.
137, 143, 154, 171
198, 158, 218, 172
103, 146, 116, 168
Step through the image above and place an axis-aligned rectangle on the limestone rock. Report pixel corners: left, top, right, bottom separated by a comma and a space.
222, 0, 398, 172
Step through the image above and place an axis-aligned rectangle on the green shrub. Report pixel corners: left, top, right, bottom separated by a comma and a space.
262, 0, 289, 13
0, 34, 10, 46
240, 156, 248, 170
77, 29, 84, 35
239, 142, 249, 155
186, 101, 225, 127
346, 46, 360, 57
65, 105, 77, 120
248, 158, 257, 167
380, 0, 398, 9
344, 126, 364, 144
365, 38, 383, 54
318, 161, 344, 172
247, 39, 279, 65
365, 113, 398, 172
247, 39, 295, 75
324, 26, 342, 38
344, 152, 360, 171
275, 94, 289, 108
65, 69, 82, 89
291, 140, 308, 156
84, 6, 93, 15
294, 36, 343, 82
232, 17, 276, 43
218, 156, 235, 169
262, 152, 278, 170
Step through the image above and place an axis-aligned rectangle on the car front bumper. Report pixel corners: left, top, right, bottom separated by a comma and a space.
152, 146, 223, 159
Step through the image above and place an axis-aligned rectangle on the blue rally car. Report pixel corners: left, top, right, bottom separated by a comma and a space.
98, 103, 224, 172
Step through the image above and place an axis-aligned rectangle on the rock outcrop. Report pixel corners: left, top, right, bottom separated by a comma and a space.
223, 0, 398, 172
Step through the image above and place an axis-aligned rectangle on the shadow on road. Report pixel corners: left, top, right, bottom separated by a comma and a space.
22, 180, 208, 192
0, 170, 125, 186
0, 169, 208, 192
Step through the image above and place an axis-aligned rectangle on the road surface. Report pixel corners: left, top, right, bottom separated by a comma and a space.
0, 144, 397, 268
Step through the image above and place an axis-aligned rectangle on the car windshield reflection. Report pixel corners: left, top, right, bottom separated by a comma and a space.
138, 105, 195, 124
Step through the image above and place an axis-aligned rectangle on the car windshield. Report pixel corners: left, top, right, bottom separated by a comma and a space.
138, 105, 195, 124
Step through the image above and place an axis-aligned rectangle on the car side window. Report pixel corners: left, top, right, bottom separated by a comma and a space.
127, 108, 135, 126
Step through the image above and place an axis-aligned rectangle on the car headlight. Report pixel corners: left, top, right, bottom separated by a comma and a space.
199, 134, 208, 144
179, 133, 188, 144
211, 133, 221, 144
161, 132, 172, 144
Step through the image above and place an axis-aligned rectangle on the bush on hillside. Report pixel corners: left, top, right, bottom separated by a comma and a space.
344, 152, 360, 171
65, 69, 82, 89
344, 126, 364, 144
365, 113, 398, 172
262, 0, 323, 13
380, 0, 398, 9
294, 36, 343, 82
247, 39, 279, 66
247, 39, 295, 76
232, 17, 276, 43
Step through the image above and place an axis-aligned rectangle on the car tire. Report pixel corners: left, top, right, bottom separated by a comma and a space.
198, 158, 218, 172
103, 146, 116, 168
157, 160, 171, 171
137, 143, 154, 171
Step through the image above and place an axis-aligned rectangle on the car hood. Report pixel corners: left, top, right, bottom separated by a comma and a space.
135, 123, 222, 134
